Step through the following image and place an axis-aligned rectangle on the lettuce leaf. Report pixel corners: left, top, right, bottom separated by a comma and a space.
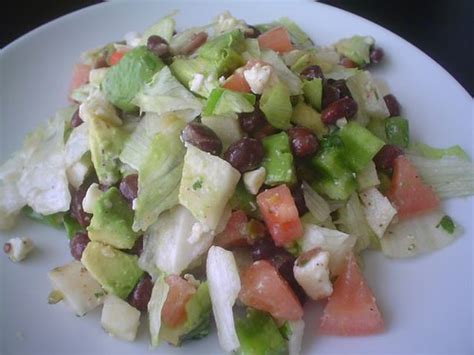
148, 275, 170, 348
132, 115, 185, 231
260, 49, 302, 95
133, 66, 202, 122
203, 88, 255, 116
301, 181, 330, 224
140, 13, 176, 44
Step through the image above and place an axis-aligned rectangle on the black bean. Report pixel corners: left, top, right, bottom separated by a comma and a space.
182, 122, 223, 156
370, 47, 384, 64
251, 238, 277, 261
322, 84, 341, 109
181, 32, 208, 55
373, 144, 404, 171
340, 57, 357, 68
300, 65, 324, 81
71, 108, 83, 128
128, 274, 153, 312
3, 242, 11, 254
129, 236, 144, 256
329, 79, 352, 99
291, 184, 309, 216
146, 35, 170, 58
224, 138, 264, 173
70, 232, 90, 260
244, 25, 261, 39
271, 251, 307, 305
238, 108, 267, 134
119, 174, 138, 202
383, 94, 401, 117
288, 127, 319, 158
70, 185, 92, 228
321, 97, 358, 125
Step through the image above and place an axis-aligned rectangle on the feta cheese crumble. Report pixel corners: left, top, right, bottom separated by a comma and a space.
4, 237, 34, 262
243, 63, 273, 94
294, 249, 333, 300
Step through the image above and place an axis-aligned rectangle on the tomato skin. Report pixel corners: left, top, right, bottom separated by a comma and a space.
239, 260, 303, 321
222, 71, 251, 93
68, 63, 91, 100
258, 26, 293, 53
214, 210, 249, 248
108, 51, 126, 66
386, 155, 439, 219
319, 253, 384, 336
256, 185, 303, 246
161, 275, 196, 327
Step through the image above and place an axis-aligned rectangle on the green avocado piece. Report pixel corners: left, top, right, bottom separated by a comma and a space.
81, 241, 143, 299
89, 116, 128, 185
102, 46, 164, 112
235, 309, 288, 355
87, 187, 140, 249
302, 78, 323, 112
261, 132, 296, 186
160, 282, 212, 346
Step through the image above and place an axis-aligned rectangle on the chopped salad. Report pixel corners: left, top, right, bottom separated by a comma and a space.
1, 11, 473, 354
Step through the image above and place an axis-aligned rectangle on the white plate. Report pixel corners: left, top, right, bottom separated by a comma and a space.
0, 1, 472, 354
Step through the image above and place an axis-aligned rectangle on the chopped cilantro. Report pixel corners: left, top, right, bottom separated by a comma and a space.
436, 215, 455, 234
192, 178, 203, 190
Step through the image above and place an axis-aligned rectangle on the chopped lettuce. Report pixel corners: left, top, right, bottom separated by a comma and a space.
148, 275, 170, 348
133, 115, 185, 231
197, 30, 246, 77
260, 49, 302, 95
201, 114, 243, 150
346, 70, 390, 125
408, 142, 469, 160
285, 320, 305, 355
203, 88, 255, 116
140, 13, 176, 44
22, 206, 64, 229
359, 187, 397, 240
133, 66, 202, 122
334, 35, 374, 67
276, 17, 313, 49
406, 153, 474, 199
301, 181, 331, 224
381, 210, 461, 258
206, 246, 241, 353
260, 81, 293, 129
0, 154, 27, 229
235, 309, 288, 355
300, 224, 356, 276
213, 11, 248, 35
138, 205, 215, 275
335, 193, 378, 252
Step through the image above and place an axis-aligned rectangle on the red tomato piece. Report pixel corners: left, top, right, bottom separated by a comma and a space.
319, 253, 384, 336
386, 155, 439, 219
161, 275, 196, 327
256, 185, 303, 246
68, 63, 91, 100
239, 260, 303, 321
222, 71, 251, 93
258, 26, 293, 53
108, 51, 126, 66
214, 210, 249, 248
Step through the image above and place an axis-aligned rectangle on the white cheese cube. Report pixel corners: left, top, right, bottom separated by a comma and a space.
243, 63, 273, 94
243, 167, 266, 195
101, 294, 141, 342
4, 237, 34, 262
294, 250, 332, 300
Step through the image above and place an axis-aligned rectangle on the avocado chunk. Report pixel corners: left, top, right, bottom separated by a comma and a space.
261, 132, 296, 186
302, 78, 323, 112
81, 241, 143, 299
89, 116, 128, 185
87, 187, 140, 249
160, 281, 212, 346
235, 309, 288, 355
102, 46, 164, 112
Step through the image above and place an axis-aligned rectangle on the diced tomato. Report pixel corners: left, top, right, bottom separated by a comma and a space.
258, 26, 293, 53
68, 63, 91, 100
386, 155, 439, 219
108, 51, 126, 66
319, 253, 384, 335
256, 185, 303, 246
222, 70, 251, 93
214, 210, 249, 248
239, 260, 303, 321
161, 275, 196, 327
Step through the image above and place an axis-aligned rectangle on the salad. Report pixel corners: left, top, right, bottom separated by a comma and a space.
1, 10, 473, 354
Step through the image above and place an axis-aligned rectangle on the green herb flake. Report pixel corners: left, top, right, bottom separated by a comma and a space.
48, 290, 64, 304
436, 215, 455, 234
94, 292, 105, 299
192, 178, 203, 190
